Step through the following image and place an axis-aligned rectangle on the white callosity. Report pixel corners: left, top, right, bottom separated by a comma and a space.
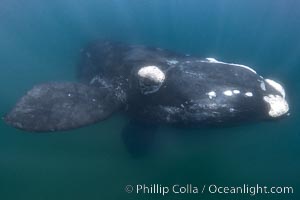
203, 57, 257, 74
223, 90, 233, 96
137, 66, 165, 94
245, 92, 253, 97
221, 90, 240, 97
260, 81, 266, 91
207, 91, 217, 99
138, 66, 165, 83
233, 90, 240, 94
263, 95, 289, 118
265, 79, 285, 98
263, 79, 289, 117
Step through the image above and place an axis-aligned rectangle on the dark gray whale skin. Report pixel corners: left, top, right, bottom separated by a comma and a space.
3, 41, 289, 132
78, 41, 287, 125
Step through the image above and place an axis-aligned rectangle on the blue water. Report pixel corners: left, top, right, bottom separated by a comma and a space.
0, 0, 300, 199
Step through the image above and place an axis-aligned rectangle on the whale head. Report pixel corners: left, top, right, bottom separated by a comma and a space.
263, 79, 289, 118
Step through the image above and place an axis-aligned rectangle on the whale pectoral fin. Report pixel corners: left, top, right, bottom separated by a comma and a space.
121, 120, 158, 158
3, 82, 122, 132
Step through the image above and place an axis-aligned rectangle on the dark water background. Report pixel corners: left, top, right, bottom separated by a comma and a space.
0, 0, 300, 199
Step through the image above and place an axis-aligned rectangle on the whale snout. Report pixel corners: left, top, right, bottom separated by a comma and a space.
263, 79, 289, 118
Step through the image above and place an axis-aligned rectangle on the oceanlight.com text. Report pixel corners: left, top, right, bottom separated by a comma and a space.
125, 184, 294, 196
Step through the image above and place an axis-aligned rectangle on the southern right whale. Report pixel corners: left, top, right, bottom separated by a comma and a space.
3, 41, 289, 132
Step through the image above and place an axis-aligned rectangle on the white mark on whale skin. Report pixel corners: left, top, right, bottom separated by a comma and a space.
161, 106, 181, 123
162, 106, 181, 114
160, 106, 182, 123
223, 90, 233, 96
114, 85, 127, 103
166, 59, 179, 65
90, 75, 112, 88
207, 91, 217, 99
229, 108, 235, 112
265, 79, 285, 98
233, 90, 240, 94
184, 70, 203, 78
138, 66, 165, 94
138, 66, 165, 83
245, 92, 253, 97
260, 81, 266, 91
202, 57, 257, 74
68, 93, 72, 97
263, 95, 289, 117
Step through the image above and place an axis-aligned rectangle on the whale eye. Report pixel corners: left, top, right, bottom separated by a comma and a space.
137, 66, 165, 95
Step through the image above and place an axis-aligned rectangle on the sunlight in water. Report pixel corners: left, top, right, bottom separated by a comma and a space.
0, 0, 299, 199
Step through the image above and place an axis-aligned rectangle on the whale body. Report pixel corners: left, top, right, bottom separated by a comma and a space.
3, 41, 289, 132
